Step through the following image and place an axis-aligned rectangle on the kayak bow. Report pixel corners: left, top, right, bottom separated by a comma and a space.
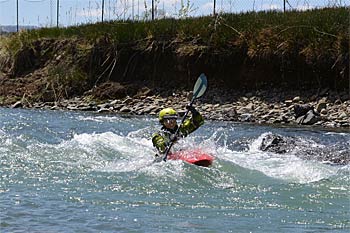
167, 149, 214, 167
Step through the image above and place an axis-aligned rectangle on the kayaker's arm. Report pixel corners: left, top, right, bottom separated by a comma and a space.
180, 106, 204, 137
152, 133, 167, 154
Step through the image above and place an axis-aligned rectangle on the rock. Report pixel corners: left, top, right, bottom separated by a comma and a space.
285, 100, 293, 105
303, 110, 320, 125
292, 96, 301, 102
122, 97, 133, 104
67, 105, 79, 110
277, 113, 290, 123
109, 100, 119, 105
334, 99, 342, 105
339, 112, 347, 119
119, 106, 131, 113
143, 105, 159, 114
67, 102, 96, 111
340, 122, 350, 127
268, 109, 283, 115
97, 103, 111, 109
293, 104, 314, 118
50, 105, 61, 110
240, 97, 249, 102
320, 108, 328, 115
97, 108, 112, 113
112, 104, 124, 111
316, 100, 327, 113
239, 113, 253, 122
258, 133, 350, 165
237, 103, 254, 114
296, 115, 305, 124
259, 133, 294, 153
33, 103, 45, 108
11, 101, 23, 108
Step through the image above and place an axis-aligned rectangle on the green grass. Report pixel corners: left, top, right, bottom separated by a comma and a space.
2, 7, 347, 46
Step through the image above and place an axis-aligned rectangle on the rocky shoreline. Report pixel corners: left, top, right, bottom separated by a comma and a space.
8, 87, 350, 130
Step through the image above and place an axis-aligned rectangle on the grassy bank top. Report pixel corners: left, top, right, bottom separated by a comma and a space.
1, 7, 348, 52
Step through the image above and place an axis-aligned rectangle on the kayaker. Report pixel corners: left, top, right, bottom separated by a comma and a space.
152, 106, 204, 157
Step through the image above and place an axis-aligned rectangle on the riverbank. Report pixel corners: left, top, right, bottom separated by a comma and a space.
0, 7, 348, 129
8, 86, 349, 130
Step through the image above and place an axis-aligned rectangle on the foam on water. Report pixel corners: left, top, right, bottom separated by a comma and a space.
1, 123, 345, 186
215, 132, 341, 184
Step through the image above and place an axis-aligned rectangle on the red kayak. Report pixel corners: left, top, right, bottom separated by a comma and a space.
167, 149, 214, 167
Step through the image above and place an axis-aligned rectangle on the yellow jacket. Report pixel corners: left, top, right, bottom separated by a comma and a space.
152, 112, 204, 154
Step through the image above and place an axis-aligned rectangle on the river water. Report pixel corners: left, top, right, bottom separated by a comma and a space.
0, 108, 349, 232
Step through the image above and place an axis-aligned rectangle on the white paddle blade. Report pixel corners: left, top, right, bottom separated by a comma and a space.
192, 73, 207, 100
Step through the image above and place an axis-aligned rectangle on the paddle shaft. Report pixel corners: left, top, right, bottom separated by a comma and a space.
161, 73, 207, 162
162, 99, 195, 161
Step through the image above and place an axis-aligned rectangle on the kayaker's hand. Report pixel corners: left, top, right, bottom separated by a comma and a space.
186, 104, 195, 112
169, 134, 178, 142
169, 134, 177, 142
186, 104, 199, 116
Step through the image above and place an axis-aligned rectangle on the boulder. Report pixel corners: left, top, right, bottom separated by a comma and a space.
293, 104, 314, 118
316, 100, 327, 113
259, 133, 295, 153
296, 110, 320, 125
258, 133, 350, 165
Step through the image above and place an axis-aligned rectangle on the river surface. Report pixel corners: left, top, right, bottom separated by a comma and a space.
0, 108, 349, 232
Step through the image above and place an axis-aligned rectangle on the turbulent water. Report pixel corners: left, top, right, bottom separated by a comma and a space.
1, 108, 349, 232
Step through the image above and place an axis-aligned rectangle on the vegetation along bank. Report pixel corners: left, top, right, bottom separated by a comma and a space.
0, 7, 349, 129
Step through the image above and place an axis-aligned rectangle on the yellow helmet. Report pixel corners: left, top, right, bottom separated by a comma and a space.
159, 108, 178, 123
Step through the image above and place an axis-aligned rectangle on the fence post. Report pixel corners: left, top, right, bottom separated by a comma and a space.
284, 0, 286, 13
152, 0, 154, 20
102, 0, 105, 22
57, 0, 59, 27
213, 0, 216, 15
16, 0, 19, 32
132, 0, 134, 20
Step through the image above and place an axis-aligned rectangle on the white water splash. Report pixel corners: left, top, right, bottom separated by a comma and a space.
216, 131, 340, 184
77, 115, 121, 122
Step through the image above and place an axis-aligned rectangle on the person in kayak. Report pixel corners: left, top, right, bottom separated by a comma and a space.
152, 106, 204, 157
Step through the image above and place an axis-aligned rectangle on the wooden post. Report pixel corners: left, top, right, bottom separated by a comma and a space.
16, 0, 19, 32
284, 0, 286, 13
132, 0, 134, 20
57, 0, 60, 27
152, 0, 154, 20
102, 0, 105, 22
213, 0, 216, 16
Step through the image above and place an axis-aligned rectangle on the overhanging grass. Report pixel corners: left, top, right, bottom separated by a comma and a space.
5, 7, 348, 43
0, 7, 348, 64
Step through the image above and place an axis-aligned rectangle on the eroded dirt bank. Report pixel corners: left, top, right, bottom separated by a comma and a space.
0, 27, 349, 129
